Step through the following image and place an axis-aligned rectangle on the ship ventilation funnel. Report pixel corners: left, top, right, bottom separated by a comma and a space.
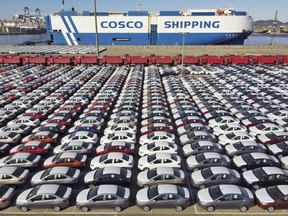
137, 4, 142, 11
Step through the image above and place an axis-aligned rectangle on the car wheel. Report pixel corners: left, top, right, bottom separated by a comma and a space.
199, 184, 205, 189
142, 205, 150, 212
81, 206, 89, 212
193, 167, 199, 172
206, 206, 215, 212
267, 206, 275, 213
175, 205, 183, 212
53, 206, 61, 212
114, 206, 122, 212
20, 205, 29, 212
253, 184, 260, 190
239, 206, 248, 212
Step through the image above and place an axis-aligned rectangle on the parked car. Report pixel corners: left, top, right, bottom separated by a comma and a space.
95, 141, 135, 155
255, 185, 288, 212
182, 141, 223, 157
22, 131, 59, 144
233, 152, 280, 171
0, 152, 41, 168
197, 184, 254, 212
191, 166, 241, 189
138, 153, 181, 171
180, 131, 216, 145
76, 184, 130, 212
268, 142, 288, 158
0, 132, 22, 144
136, 184, 190, 212
0, 124, 32, 135
137, 167, 185, 187
257, 131, 288, 145
0, 185, 14, 209
138, 142, 178, 156
0, 166, 29, 185
61, 131, 98, 145
218, 132, 255, 146
139, 132, 175, 146
10, 142, 51, 155
242, 166, 288, 189
213, 124, 247, 136
100, 132, 136, 145
225, 141, 267, 157
186, 152, 231, 171
16, 184, 72, 212
84, 167, 132, 187
43, 152, 87, 169
90, 152, 134, 170
53, 141, 93, 155
31, 166, 80, 186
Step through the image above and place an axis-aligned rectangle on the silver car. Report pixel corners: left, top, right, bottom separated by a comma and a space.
136, 184, 190, 212
76, 184, 130, 212
0, 132, 22, 144
191, 166, 241, 189
31, 166, 80, 186
197, 184, 254, 212
0, 186, 14, 209
0, 166, 29, 185
16, 184, 72, 212
53, 141, 93, 155
0, 153, 41, 168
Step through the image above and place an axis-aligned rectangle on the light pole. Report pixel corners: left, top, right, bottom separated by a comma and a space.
180, 32, 188, 76
94, 0, 100, 58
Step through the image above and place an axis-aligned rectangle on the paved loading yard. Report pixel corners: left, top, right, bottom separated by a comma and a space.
0, 63, 287, 216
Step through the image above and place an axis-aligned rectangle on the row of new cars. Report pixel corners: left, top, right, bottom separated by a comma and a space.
0, 62, 287, 213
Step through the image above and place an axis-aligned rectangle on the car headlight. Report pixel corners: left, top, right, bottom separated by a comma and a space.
200, 200, 207, 206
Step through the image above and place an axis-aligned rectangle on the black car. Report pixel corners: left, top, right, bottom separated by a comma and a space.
84, 167, 132, 187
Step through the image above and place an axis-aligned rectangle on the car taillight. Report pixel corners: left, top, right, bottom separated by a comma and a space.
63, 198, 68, 203
18, 178, 24, 182
1, 199, 7, 203
124, 199, 129, 203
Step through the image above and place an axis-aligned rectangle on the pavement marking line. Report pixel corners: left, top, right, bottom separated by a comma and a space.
194, 204, 198, 214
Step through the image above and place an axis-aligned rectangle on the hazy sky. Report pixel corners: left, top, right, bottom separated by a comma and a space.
0, 0, 286, 22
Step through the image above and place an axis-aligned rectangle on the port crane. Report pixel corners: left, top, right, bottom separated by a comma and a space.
270, 10, 278, 45
13, 7, 46, 28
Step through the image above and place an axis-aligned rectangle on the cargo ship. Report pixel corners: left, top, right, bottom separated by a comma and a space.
45, 8, 254, 45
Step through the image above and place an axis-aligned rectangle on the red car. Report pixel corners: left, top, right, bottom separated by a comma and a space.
10, 142, 51, 155
141, 117, 172, 127
96, 142, 135, 155
20, 111, 47, 120
140, 123, 174, 135
257, 132, 288, 145
43, 152, 87, 168
175, 117, 206, 128
41, 117, 72, 126
22, 131, 59, 144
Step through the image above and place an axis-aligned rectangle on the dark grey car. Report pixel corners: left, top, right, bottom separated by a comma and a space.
76, 184, 130, 212
16, 184, 72, 212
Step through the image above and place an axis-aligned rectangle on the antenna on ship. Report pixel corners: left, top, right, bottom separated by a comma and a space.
270, 10, 278, 46
61, 0, 65, 11
137, 4, 142, 11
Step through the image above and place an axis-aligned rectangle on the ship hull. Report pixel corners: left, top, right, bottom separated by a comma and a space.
46, 9, 253, 45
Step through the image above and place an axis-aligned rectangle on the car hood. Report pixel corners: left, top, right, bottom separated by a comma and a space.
16, 188, 33, 203
225, 144, 237, 154
257, 135, 269, 142
233, 156, 246, 167
186, 156, 198, 166
255, 189, 274, 203
31, 170, 44, 184
84, 171, 96, 184
43, 156, 54, 166
53, 146, 62, 154
197, 188, 213, 203
137, 171, 148, 183
124, 187, 130, 199
136, 188, 149, 202
191, 171, 205, 183
76, 188, 90, 203
242, 170, 258, 184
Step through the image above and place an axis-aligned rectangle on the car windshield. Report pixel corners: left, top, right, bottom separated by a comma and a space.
176, 186, 185, 198
147, 133, 155, 139
148, 186, 159, 199
196, 154, 206, 162
116, 186, 125, 198
209, 186, 223, 200
256, 124, 266, 130
148, 169, 157, 179
41, 169, 51, 178
8, 132, 18, 138
66, 167, 76, 177
55, 185, 67, 198
267, 186, 285, 201
201, 168, 213, 179
12, 167, 24, 177
226, 133, 236, 139
220, 125, 229, 130
233, 143, 244, 149
187, 133, 195, 139
147, 155, 157, 162
242, 153, 253, 162
27, 154, 36, 161
266, 133, 277, 139
122, 154, 130, 161
75, 154, 82, 161
277, 142, 288, 150
100, 154, 108, 162
252, 168, 267, 179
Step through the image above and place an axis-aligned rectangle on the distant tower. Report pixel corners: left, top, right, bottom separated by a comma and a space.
137, 4, 142, 11
61, 0, 65, 11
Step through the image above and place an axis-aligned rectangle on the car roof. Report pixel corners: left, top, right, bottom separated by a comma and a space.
155, 167, 176, 175
210, 167, 231, 174
101, 167, 122, 175
157, 184, 179, 194
259, 167, 287, 175
217, 185, 242, 195
48, 166, 71, 174
0, 166, 21, 174
96, 184, 119, 195
36, 184, 60, 195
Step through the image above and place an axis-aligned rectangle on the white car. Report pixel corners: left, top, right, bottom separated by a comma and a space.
208, 116, 240, 128
107, 116, 138, 127
225, 141, 267, 157
90, 152, 134, 170
179, 131, 216, 145
53, 141, 94, 155
138, 142, 178, 157
266, 110, 288, 121
177, 123, 209, 136
182, 141, 223, 157
267, 142, 288, 158
104, 123, 137, 136
213, 124, 247, 136
139, 132, 175, 146
218, 132, 255, 146
0, 153, 41, 168
8, 117, 40, 127
249, 123, 285, 136
100, 132, 136, 145
61, 131, 98, 145
74, 117, 105, 127
138, 153, 181, 171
